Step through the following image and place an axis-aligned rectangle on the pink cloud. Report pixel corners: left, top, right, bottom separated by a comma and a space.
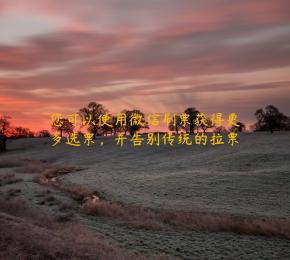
0, 0, 290, 131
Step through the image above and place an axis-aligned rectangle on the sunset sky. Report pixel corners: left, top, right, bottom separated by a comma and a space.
0, 0, 290, 131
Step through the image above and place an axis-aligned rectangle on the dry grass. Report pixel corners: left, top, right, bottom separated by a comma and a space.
55, 183, 92, 201
58, 202, 75, 212
35, 176, 92, 201
81, 200, 290, 240
5, 188, 22, 200
15, 160, 48, 173
28, 159, 290, 240
30, 161, 92, 202
0, 198, 144, 260
0, 159, 23, 168
0, 174, 23, 186
15, 159, 82, 176
42, 166, 83, 178
0, 198, 53, 226
55, 212, 75, 223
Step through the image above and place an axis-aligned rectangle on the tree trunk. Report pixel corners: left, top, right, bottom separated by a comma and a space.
93, 126, 97, 139
129, 129, 135, 137
0, 136, 6, 152
189, 124, 194, 135
175, 125, 179, 135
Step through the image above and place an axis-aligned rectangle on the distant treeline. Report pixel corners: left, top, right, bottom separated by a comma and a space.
0, 103, 289, 152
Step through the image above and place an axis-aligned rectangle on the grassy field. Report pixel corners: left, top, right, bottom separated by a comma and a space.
0, 132, 290, 259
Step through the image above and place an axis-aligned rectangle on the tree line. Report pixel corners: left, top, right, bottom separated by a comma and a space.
0, 103, 289, 152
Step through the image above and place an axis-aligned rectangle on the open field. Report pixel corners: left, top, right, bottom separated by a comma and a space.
0, 132, 290, 259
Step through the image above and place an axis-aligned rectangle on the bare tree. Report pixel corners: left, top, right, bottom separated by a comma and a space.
119, 110, 129, 135
120, 110, 148, 136
214, 126, 228, 133
36, 130, 51, 138
200, 118, 213, 133
285, 117, 290, 131
230, 122, 246, 132
183, 107, 199, 134
11, 127, 34, 138
255, 105, 288, 133
52, 118, 74, 137
168, 115, 182, 134
79, 102, 107, 139
110, 115, 122, 136
0, 116, 11, 152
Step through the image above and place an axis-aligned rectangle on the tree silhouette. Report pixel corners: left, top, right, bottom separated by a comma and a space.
0, 116, 11, 152
37, 130, 51, 138
200, 118, 213, 133
79, 102, 107, 139
119, 110, 130, 135
110, 115, 122, 136
11, 127, 34, 138
254, 105, 287, 133
122, 110, 147, 136
168, 115, 182, 134
214, 126, 228, 133
52, 118, 74, 137
285, 117, 290, 131
230, 122, 246, 132
183, 107, 199, 134
100, 116, 113, 136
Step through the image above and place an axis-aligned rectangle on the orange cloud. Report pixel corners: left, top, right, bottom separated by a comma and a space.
0, 0, 290, 132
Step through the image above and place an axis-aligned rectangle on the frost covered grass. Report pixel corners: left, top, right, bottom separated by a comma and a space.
0, 132, 290, 258
0, 199, 144, 260
2, 133, 290, 219
13, 150, 288, 240
81, 198, 290, 239
0, 174, 22, 186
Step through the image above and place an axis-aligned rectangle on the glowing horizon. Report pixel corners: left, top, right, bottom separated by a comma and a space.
0, 0, 290, 132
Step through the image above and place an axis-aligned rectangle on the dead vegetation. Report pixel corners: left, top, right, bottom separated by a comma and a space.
58, 202, 75, 212
37, 194, 59, 206
5, 188, 22, 199
0, 174, 22, 186
0, 198, 144, 260
27, 159, 290, 241
5, 158, 290, 242
0, 159, 22, 168
81, 199, 290, 240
